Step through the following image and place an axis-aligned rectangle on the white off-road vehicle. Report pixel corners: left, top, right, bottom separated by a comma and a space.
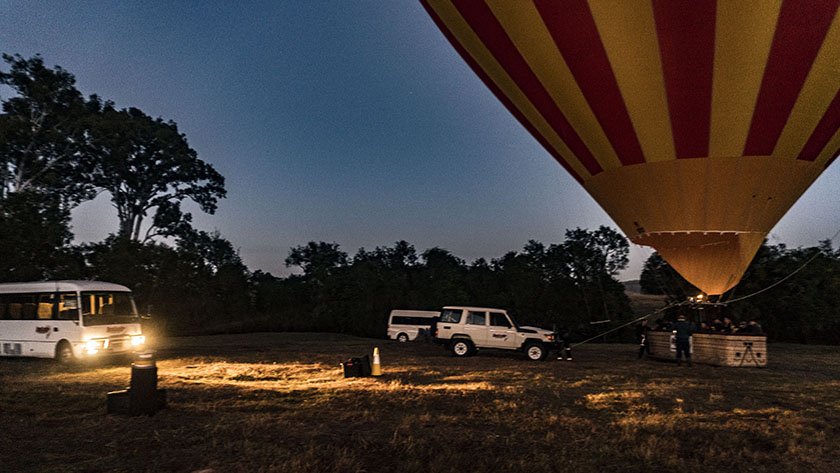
433, 306, 556, 361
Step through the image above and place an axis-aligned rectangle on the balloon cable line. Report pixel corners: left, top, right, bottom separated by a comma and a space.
723, 226, 840, 304
570, 300, 688, 348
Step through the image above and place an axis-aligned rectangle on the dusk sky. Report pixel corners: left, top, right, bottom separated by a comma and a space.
1, 1, 837, 279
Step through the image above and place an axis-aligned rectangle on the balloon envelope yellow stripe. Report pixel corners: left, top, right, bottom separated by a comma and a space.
589, 0, 675, 164
710, 0, 781, 158
487, 0, 623, 172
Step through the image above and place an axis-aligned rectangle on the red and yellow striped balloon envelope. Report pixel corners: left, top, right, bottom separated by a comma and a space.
422, 0, 840, 295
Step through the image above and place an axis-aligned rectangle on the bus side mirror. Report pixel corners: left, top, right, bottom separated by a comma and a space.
141, 305, 153, 320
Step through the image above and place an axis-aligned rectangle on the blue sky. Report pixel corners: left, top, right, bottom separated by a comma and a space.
1, 1, 837, 279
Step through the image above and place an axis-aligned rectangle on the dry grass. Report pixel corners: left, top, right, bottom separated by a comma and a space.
1, 333, 839, 473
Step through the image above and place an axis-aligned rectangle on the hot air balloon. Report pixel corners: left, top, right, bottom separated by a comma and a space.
421, 0, 840, 295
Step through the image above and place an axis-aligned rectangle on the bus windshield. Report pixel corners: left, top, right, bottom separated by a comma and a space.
81, 291, 139, 326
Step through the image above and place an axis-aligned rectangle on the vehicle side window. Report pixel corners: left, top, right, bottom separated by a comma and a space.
466, 311, 487, 325
0, 294, 38, 320
391, 316, 434, 326
57, 292, 79, 320
391, 316, 410, 325
490, 313, 511, 328
37, 293, 55, 320
440, 309, 462, 323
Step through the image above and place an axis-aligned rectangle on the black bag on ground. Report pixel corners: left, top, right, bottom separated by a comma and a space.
341, 356, 372, 378
341, 358, 365, 378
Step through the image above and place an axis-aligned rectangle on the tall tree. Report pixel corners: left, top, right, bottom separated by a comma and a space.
561, 226, 629, 282
555, 227, 630, 323
89, 104, 225, 241
285, 241, 348, 283
0, 192, 83, 281
0, 54, 96, 204
0, 54, 98, 281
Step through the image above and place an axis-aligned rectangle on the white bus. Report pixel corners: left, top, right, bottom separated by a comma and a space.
387, 310, 440, 342
0, 281, 146, 362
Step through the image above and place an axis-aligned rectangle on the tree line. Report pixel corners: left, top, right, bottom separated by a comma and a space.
254, 227, 634, 338
2, 54, 837, 343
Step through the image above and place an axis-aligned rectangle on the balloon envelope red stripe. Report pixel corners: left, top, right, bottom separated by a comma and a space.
451, 0, 603, 176
744, 0, 840, 156
826, 149, 839, 168
653, 0, 716, 159
419, 0, 584, 183
797, 89, 840, 161
535, 0, 646, 166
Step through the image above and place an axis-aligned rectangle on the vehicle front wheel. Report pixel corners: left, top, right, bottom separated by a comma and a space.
524, 342, 547, 361
396, 333, 409, 343
450, 339, 474, 357
55, 341, 75, 364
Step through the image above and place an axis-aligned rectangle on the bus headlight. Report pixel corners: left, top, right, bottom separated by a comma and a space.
85, 339, 102, 355
131, 335, 146, 347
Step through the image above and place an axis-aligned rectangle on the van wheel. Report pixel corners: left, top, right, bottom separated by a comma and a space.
450, 339, 474, 357
524, 342, 547, 361
55, 341, 75, 364
397, 333, 409, 343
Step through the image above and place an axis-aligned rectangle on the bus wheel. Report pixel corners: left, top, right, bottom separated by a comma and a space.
55, 341, 75, 364
397, 333, 409, 343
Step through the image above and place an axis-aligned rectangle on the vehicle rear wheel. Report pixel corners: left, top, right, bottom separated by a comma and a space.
55, 341, 75, 364
397, 333, 409, 343
450, 339, 474, 357
524, 342, 547, 361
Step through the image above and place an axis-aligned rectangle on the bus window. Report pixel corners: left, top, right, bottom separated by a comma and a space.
81, 292, 138, 326
57, 292, 80, 320
37, 293, 55, 319
22, 302, 38, 319
8, 303, 22, 319
0, 293, 58, 320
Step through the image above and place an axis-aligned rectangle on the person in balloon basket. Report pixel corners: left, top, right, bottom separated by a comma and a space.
635, 319, 651, 359
672, 314, 694, 367
720, 316, 736, 333
740, 319, 763, 334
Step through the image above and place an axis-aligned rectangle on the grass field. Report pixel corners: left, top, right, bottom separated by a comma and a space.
1, 333, 838, 473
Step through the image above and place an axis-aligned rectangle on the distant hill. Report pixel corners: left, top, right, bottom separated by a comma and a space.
622, 279, 642, 294
622, 279, 668, 315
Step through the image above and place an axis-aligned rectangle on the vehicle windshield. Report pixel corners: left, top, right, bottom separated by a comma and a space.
81, 291, 138, 326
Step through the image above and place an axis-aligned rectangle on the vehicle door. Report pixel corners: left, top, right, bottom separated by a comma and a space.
18, 293, 57, 357
437, 309, 463, 339
53, 292, 81, 346
487, 312, 517, 348
463, 310, 489, 346
34, 293, 59, 356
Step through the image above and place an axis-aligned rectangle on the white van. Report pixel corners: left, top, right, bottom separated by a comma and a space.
387, 310, 440, 342
0, 280, 146, 362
